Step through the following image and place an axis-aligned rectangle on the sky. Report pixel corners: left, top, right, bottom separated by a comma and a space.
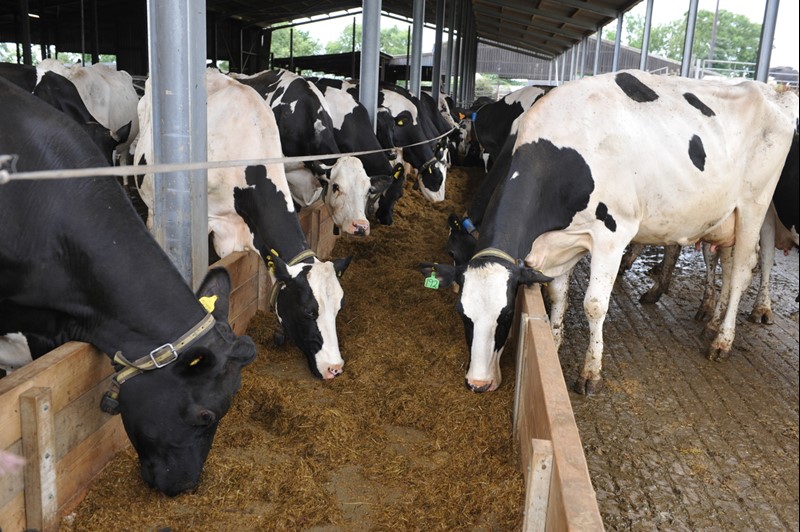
296, 0, 798, 71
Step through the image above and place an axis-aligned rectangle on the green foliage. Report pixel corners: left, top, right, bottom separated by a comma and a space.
271, 27, 322, 58
325, 24, 410, 55
608, 10, 761, 66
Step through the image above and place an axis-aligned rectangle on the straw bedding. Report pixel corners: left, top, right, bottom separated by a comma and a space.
62, 165, 526, 531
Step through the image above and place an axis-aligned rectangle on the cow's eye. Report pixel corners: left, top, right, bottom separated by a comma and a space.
332, 183, 340, 193
304, 308, 317, 319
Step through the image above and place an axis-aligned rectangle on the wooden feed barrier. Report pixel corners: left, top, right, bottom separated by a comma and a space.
512, 284, 605, 531
0, 250, 268, 532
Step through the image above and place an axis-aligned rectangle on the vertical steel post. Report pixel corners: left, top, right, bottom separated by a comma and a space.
611, 14, 623, 72
360, 0, 382, 131
680, 0, 700, 77
147, 0, 208, 289
445, 0, 456, 94
410, 0, 425, 97
431, 0, 445, 102
755, 0, 780, 82
593, 27, 602, 75
639, 0, 654, 71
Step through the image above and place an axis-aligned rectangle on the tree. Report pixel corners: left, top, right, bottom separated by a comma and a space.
271, 27, 322, 58
607, 10, 761, 67
325, 24, 411, 56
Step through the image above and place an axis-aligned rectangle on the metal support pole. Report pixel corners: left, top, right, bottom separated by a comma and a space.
611, 14, 623, 72
680, 0, 700, 77
639, 0, 654, 70
445, 0, 456, 94
755, 0, 780, 82
593, 27, 602, 75
431, 0, 445, 102
580, 36, 588, 78
359, 0, 381, 131
147, 0, 208, 289
18, 0, 32, 65
409, 0, 425, 97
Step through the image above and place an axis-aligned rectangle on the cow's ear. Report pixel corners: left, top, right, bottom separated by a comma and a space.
418, 262, 459, 289
113, 121, 132, 143
369, 174, 393, 195
267, 252, 293, 283
517, 265, 553, 287
196, 268, 232, 323
332, 255, 353, 278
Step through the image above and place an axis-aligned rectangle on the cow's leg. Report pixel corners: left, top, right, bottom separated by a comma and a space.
705, 247, 733, 337
575, 245, 628, 395
618, 243, 644, 275
749, 213, 775, 324
695, 244, 719, 322
707, 211, 761, 361
640, 244, 681, 304
545, 272, 572, 352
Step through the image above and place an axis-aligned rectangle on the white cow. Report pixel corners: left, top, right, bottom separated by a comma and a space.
37, 59, 139, 165
422, 70, 798, 395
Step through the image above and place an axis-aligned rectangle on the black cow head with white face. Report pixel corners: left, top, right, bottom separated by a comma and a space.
269, 252, 353, 380
115, 269, 256, 496
418, 258, 550, 393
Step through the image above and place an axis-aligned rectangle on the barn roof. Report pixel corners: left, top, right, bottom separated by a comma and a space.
205, 0, 643, 59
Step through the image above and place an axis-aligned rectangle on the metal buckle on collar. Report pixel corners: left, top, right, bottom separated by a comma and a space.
149, 343, 179, 368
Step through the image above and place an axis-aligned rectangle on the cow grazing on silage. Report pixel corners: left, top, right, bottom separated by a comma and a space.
421, 70, 798, 395
0, 76, 256, 496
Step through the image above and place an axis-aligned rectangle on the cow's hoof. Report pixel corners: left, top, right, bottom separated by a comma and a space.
694, 307, 714, 322
639, 290, 663, 305
273, 332, 285, 346
707, 346, 731, 362
748, 307, 773, 324
573, 377, 603, 395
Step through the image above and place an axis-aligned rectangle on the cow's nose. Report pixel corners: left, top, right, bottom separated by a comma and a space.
325, 365, 343, 379
351, 221, 370, 236
465, 379, 494, 393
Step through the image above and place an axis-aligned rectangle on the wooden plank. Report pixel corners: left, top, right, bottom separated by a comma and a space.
54, 378, 115, 461
228, 275, 258, 322
516, 285, 604, 531
523, 438, 554, 532
0, 343, 109, 455
211, 250, 260, 290
229, 299, 259, 337
56, 416, 128, 517
0, 491, 25, 532
20, 387, 58, 532
0, 440, 24, 512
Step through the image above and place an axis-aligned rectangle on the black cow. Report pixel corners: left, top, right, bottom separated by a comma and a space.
0, 62, 131, 165
0, 76, 256, 496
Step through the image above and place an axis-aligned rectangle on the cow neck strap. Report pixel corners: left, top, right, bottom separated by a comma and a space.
471, 247, 517, 265
268, 249, 318, 312
100, 313, 216, 415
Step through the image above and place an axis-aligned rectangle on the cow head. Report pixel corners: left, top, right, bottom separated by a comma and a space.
270, 252, 352, 379
114, 268, 256, 496
319, 156, 390, 237
373, 163, 406, 226
418, 255, 550, 392
446, 213, 478, 267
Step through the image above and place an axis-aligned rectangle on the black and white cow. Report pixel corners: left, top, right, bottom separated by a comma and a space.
233, 69, 376, 236
136, 70, 352, 380
0, 62, 131, 164
471, 86, 548, 169
378, 83, 450, 202
0, 76, 256, 495
421, 70, 798, 395
312, 78, 406, 227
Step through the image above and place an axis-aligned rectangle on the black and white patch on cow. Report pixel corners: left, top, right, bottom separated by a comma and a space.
379, 84, 448, 202
233, 165, 353, 380
0, 75, 256, 496
423, 70, 798, 396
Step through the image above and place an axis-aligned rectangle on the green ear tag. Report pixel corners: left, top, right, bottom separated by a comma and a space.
424, 272, 440, 290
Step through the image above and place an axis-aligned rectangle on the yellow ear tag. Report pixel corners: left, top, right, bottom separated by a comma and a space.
189, 355, 203, 367
396, 119, 405, 126
199, 295, 217, 313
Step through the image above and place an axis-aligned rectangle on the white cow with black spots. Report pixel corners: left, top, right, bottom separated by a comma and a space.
421, 70, 798, 395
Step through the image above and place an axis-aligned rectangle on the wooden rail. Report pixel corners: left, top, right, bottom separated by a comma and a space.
512, 285, 605, 531
0, 251, 267, 532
